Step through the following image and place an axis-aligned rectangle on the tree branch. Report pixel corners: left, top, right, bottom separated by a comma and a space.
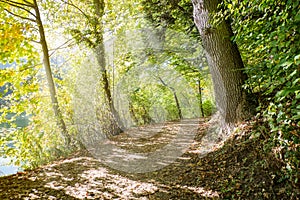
158, 76, 168, 87
0, 0, 36, 18
49, 38, 77, 57
0, 0, 34, 8
3, 8, 36, 23
18, 63, 43, 72
22, 0, 34, 7
61, 0, 90, 20
29, 39, 41, 44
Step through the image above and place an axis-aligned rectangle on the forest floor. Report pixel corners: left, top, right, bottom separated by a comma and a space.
0, 118, 299, 199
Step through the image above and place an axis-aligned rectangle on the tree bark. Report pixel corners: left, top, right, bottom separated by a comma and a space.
198, 79, 205, 117
172, 89, 183, 120
33, 0, 70, 144
192, 0, 251, 127
93, 0, 123, 136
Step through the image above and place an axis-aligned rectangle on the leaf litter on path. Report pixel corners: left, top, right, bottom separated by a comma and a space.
0, 118, 298, 199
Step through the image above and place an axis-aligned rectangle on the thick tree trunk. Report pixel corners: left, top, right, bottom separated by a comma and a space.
192, 0, 250, 127
33, 0, 70, 145
94, 0, 123, 136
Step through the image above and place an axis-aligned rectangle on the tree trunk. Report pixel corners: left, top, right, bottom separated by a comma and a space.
33, 0, 70, 145
192, 0, 251, 127
158, 77, 183, 120
94, 0, 123, 136
172, 89, 183, 120
198, 79, 205, 117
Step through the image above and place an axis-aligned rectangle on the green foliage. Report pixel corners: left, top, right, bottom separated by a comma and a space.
220, 0, 300, 184
0, 2, 47, 168
129, 87, 153, 125
202, 99, 216, 116
140, 0, 199, 37
0, 1, 79, 169
0, 3, 37, 63
0, 61, 74, 169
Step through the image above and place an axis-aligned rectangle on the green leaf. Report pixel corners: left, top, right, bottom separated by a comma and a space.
281, 61, 293, 68
293, 78, 300, 86
294, 54, 300, 65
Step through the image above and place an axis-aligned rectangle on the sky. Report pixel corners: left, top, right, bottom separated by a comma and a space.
0, 63, 11, 69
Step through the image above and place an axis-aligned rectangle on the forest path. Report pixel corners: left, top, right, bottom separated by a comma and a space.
0, 118, 290, 199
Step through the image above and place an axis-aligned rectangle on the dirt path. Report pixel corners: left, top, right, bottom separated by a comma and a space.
0, 118, 298, 199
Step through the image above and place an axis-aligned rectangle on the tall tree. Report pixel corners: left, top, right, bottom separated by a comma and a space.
0, 0, 71, 144
60, 0, 124, 136
191, 0, 252, 128
93, 0, 123, 135
33, 0, 70, 144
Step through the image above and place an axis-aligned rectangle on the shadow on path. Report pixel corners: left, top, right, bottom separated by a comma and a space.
0, 118, 298, 199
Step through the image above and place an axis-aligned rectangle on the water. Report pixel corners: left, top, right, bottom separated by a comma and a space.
0, 157, 20, 177
0, 113, 28, 177
0, 141, 21, 177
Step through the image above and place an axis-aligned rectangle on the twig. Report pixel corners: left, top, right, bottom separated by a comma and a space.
18, 63, 42, 72
29, 39, 41, 44
49, 38, 76, 57
61, 0, 90, 20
